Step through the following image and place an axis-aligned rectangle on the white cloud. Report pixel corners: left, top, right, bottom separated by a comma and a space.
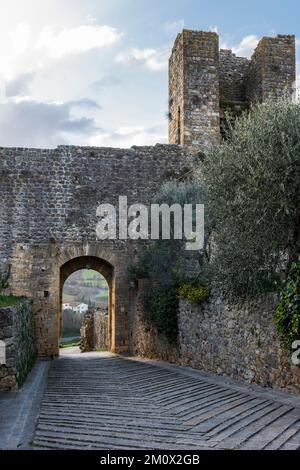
0, 23, 33, 81
36, 24, 121, 59
221, 35, 259, 58
233, 35, 259, 57
209, 25, 219, 34
0, 22, 122, 83
5, 71, 35, 97
10, 23, 32, 56
0, 98, 101, 148
90, 75, 122, 92
116, 47, 167, 72
164, 19, 184, 36
89, 122, 167, 148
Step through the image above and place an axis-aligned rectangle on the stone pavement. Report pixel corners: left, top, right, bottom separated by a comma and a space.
0, 360, 50, 449
32, 350, 300, 450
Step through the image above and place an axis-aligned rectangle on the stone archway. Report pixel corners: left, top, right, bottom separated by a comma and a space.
59, 256, 115, 354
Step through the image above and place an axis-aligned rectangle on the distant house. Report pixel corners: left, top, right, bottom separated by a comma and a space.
62, 303, 72, 310
73, 303, 89, 314
62, 302, 89, 314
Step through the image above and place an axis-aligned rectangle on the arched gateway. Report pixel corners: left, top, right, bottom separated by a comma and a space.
60, 256, 114, 352
0, 145, 192, 357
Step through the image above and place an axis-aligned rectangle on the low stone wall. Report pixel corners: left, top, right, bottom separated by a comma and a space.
131, 289, 300, 394
94, 310, 109, 351
80, 311, 94, 353
80, 308, 109, 352
0, 299, 37, 390
178, 294, 300, 394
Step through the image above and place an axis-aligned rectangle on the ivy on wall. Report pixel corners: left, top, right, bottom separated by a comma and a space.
129, 180, 209, 343
147, 286, 179, 343
0, 264, 10, 293
178, 283, 210, 304
274, 262, 300, 351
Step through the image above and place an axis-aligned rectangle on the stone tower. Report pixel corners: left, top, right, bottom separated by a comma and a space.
168, 30, 296, 148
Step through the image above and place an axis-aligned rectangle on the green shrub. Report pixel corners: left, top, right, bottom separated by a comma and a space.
127, 263, 149, 282
178, 282, 210, 304
17, 352, 37, 387
274, 262, 300, 351
60, 339, 81, 348
0, 295, 24, 308
148, 286, 179, 343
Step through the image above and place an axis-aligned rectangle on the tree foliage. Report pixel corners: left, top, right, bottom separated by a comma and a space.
201, 100, 300, 298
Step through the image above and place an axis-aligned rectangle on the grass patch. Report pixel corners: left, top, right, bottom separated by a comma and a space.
59, 338, 81, 348
62, 293, 74, 301
0, 295, 24, 308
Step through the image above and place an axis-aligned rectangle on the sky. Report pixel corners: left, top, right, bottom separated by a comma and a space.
0, 0, 298, 148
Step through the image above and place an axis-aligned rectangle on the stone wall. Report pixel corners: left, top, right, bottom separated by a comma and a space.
130, 288, 300, 393
245, 35, 296, 103
219, 49, 249, 103
80, 308, 109, 352
94, 309, 109, 351
168, 33, 184, 145
0, 299, 36, 390
0, 144, 195, 357
178, 294, 300, 394
219, 49, 249, 137
80, 310, 94, 352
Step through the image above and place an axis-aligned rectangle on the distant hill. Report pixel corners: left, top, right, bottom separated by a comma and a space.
62, 269, 109, 308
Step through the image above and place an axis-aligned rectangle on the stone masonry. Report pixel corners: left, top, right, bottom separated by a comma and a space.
0, 144, 195, 357
169, 30, 296, 144
80, 308, 109, 352
130, 289, 300, 393
169, 31, 220, 148
94, 308, 109, 351
178, 294, 300, 394
80, 311, 94, 353
0, 299, 36, 390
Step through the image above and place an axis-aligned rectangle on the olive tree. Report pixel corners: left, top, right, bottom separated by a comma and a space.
201, 99, 300, 298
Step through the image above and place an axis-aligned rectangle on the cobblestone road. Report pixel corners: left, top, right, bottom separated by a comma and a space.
33, 351, 300, 450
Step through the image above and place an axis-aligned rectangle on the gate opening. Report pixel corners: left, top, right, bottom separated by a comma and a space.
59, 256, 114, 354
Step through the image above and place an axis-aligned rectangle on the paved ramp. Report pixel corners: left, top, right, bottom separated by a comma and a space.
33, 351, 300, 450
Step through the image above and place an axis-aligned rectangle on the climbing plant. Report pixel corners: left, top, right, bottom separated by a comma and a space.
129, 180, 207, 342
129, 236, 184, 342
147, 285, 179, 343
0, 265, 10, 293
274, 262, 300, 351
178, 282, 210, 304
